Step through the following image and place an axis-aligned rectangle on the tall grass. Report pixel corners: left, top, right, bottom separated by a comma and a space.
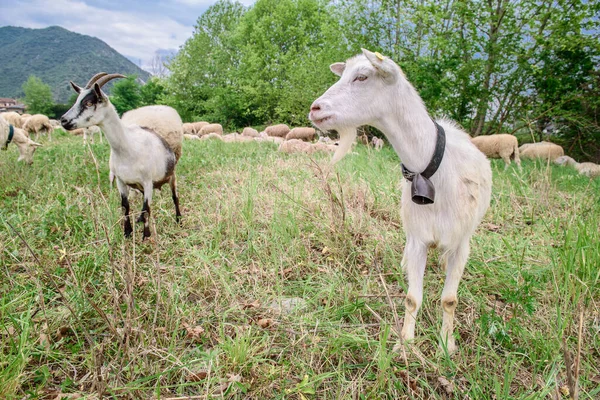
1, 132, 599, 398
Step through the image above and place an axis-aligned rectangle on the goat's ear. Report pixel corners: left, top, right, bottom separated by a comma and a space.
330, 62, 346, 77
361, 48, 398, 81
93, 83, 107, 102
70, 81, 82, 93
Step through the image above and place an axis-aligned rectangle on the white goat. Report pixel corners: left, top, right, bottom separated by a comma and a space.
61, 73, 182, 239
309, 49, 492, 354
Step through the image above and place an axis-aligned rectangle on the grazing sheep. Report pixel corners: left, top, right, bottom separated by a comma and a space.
61, 73, 183, 239
265, 124, 290, 138
68, 128, 85, 136
358, 133, 369, 146
183, 123, 196, 135
286, 127, 316, 142
242, 127, 260, 137
1, 116, 42, 164
259, 136, 284, 145
278, 139, 336, 154
519, 141, 564, 161
0, 112, 25, 128
199, 132, 224, 141
309, 49, 492, 355
199, 123, 223, 137
278, 139, 312, 153
554, 155, 600, 178
83, 125, 103, 145
23, 114, 54, 141
372, 136, 384, 151
309, 142, 337, 154
470, 134, 521, 168
192, 121, 209, 135
184, 133, 201, 140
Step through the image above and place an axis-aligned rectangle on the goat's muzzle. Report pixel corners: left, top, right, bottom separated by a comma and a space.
60, 116, 75, 131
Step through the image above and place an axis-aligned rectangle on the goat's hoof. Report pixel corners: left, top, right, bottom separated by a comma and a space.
439, 338, 457, 356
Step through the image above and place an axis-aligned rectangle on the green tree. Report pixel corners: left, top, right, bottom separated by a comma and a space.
140, 78, 165, 106
110, 75, 141, 115
163, 0, 246, 123
22, 75, 54, 115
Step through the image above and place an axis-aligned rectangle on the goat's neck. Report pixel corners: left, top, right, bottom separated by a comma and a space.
97, 106, 131, 155
374, 85, 438, 173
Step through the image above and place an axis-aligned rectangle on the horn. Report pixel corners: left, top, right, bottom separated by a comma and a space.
85, 72, 109, 89
95, 73, 126, 89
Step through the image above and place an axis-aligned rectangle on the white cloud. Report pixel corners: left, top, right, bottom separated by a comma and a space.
0, 0, 195, 70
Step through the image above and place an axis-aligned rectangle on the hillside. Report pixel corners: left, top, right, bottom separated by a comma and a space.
0, 26, 151, 103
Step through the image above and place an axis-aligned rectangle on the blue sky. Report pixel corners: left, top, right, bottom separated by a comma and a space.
0, 0, 255, 71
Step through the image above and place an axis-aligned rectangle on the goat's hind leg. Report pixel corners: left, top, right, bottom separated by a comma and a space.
139, 183, 153, 239
170, 174, 182, 224
440, 239, 470, 355
117, 180, 133, 237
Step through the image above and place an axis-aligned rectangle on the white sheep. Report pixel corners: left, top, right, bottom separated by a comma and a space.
199, 132, 224, 141
183, 123, 196, 135
278, 139, 336, 154
199, 123, 223, 137
83, 125, 103, 145
0, 112, 25, 128
1, 115, 42, 164
309, 49, 492, 354
23, 114, 54, 141
554, 155, 600, 178
470, 134, 521, 168
371, 136, 384, 151
265, 124, 290, 138
184, 133, 201, 140
61, 73, 183, 239
242, 127, 260, 137
519, 141, 564, 161
285, 127, 316, 141
191, 121, 209, 135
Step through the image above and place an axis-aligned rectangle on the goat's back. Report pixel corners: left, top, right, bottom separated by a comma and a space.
122, 106, 184, 161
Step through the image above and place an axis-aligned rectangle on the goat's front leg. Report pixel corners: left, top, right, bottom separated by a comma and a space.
116, 179, 132, 237
139, 183, 154, 239
170, 174, 182, 224
440, 239, 470, 355
399, 237, 428, 343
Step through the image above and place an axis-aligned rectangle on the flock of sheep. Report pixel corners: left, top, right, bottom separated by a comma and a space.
470, 133, 600, 177
1, 51, 599, 356
181, 120, 383, 155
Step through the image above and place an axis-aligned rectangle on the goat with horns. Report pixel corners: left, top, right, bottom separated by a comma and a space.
61, 73, 183, 239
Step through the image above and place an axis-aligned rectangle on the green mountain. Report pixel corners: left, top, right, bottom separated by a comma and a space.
0, 26, 151, 103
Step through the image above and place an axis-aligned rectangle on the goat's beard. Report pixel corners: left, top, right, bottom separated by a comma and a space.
331, 127, 358, 164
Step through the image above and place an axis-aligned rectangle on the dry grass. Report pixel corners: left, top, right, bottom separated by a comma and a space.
1, 131, 599, 399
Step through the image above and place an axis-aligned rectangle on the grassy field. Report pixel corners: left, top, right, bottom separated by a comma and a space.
1, 130, 599, 399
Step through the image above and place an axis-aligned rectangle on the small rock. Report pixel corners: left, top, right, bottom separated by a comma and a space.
267, 297, 308, 315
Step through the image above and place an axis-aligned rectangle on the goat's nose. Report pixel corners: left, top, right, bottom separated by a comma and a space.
60, 116, 68, 124
310, 102, 321, 112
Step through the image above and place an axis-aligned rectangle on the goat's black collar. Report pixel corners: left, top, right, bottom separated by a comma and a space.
401, 120, 446, 205
3, 124, 14, 149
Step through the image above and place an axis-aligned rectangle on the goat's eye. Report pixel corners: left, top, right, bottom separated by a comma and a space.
354, 75, 368, 82
85, 101, 93, 107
